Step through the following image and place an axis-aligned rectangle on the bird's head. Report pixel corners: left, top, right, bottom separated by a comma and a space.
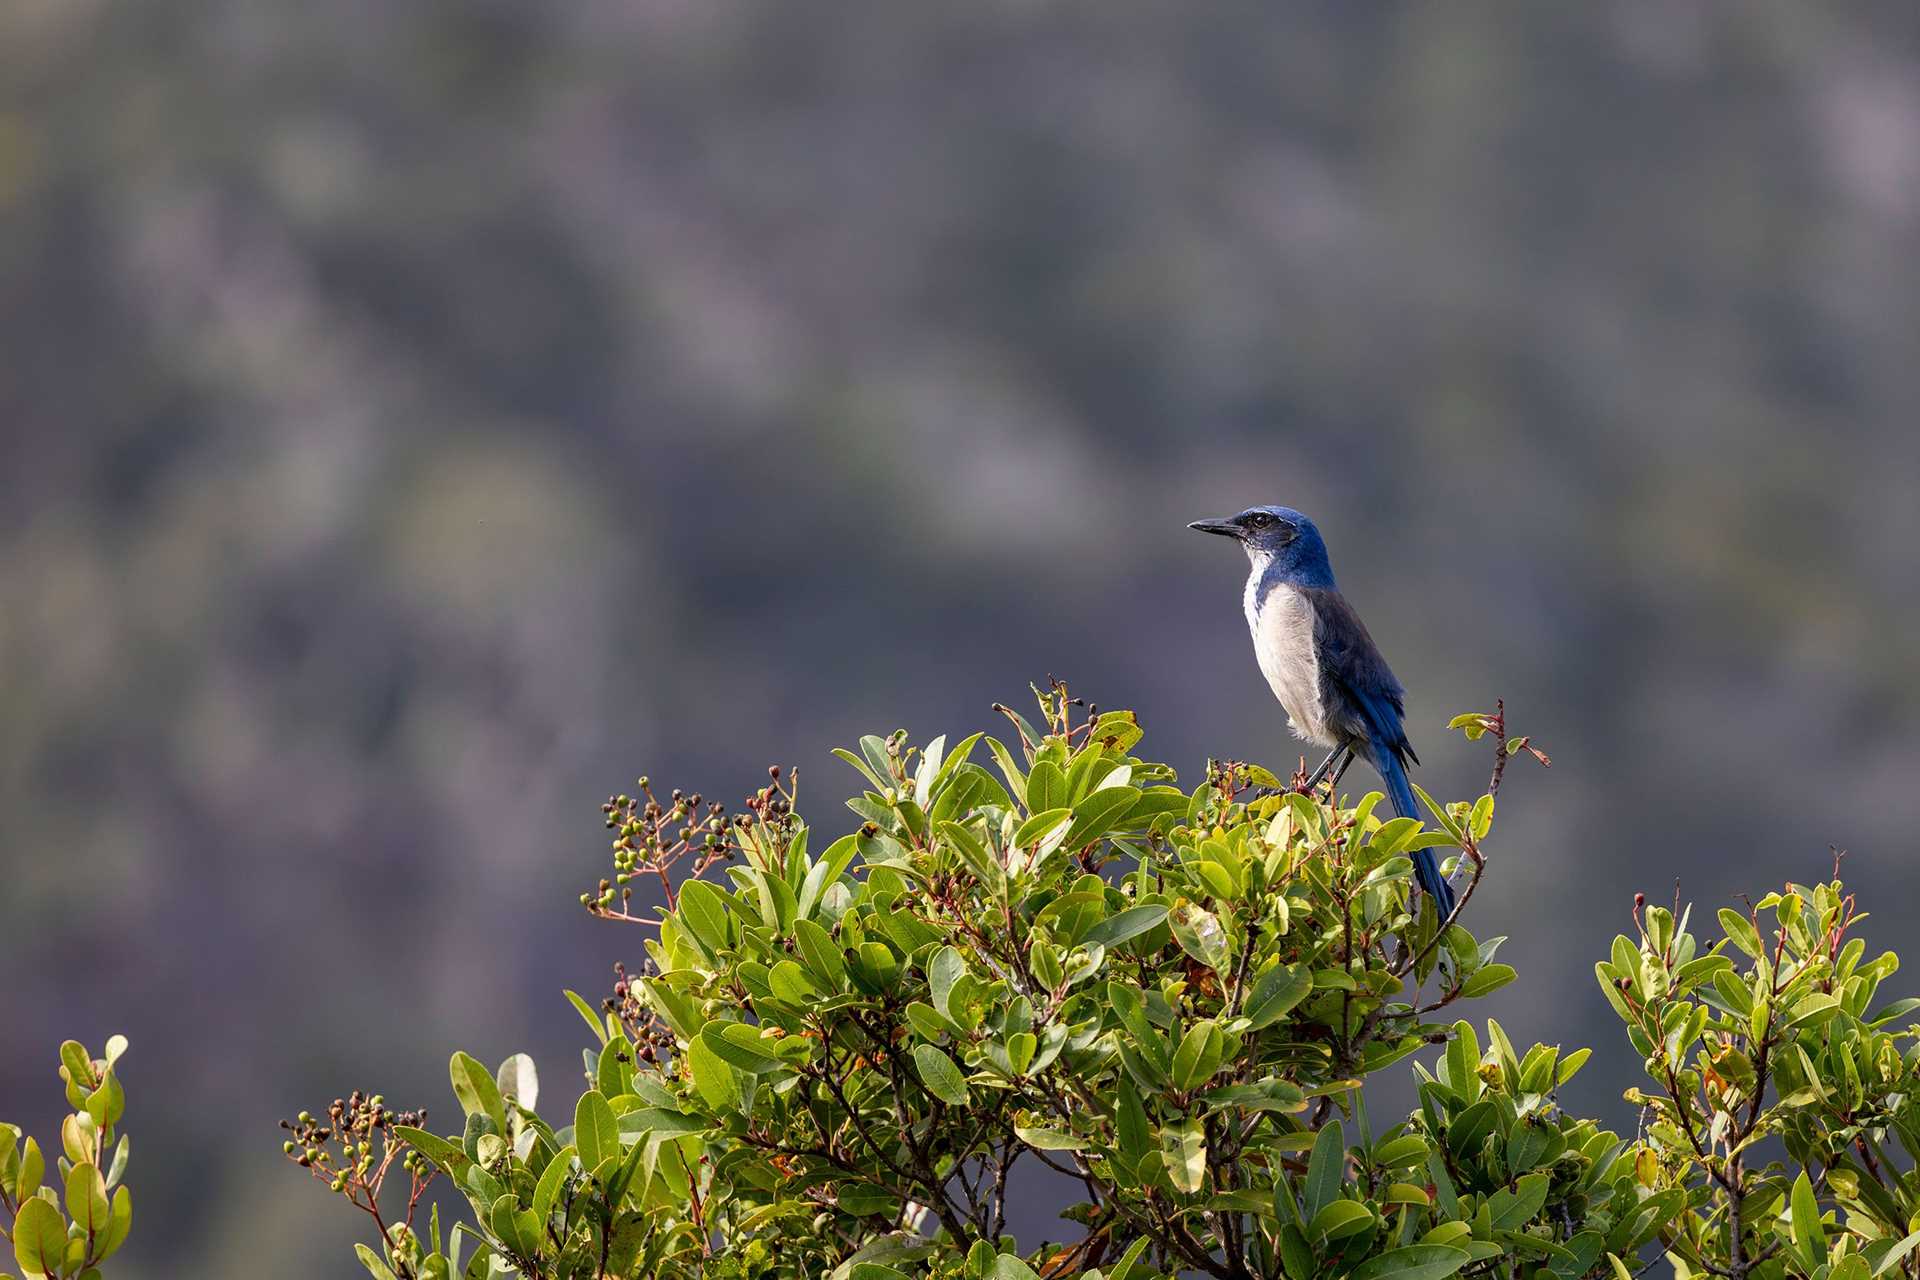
1187, 505, 1335, 584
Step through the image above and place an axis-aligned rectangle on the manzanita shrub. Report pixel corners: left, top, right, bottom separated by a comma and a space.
279, 686, 1920, 1280
3, 1037, 134, 1280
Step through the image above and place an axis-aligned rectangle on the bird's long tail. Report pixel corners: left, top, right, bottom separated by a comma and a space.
1374, 746, 1456, 920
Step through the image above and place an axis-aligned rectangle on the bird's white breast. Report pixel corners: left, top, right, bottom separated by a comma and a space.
1243, 567, 1333, 746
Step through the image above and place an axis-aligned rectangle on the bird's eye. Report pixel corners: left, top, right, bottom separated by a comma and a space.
1247, 512, 1273, 527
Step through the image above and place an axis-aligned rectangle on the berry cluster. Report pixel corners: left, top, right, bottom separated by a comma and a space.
279, 1090, 435, 1252
588, 776, 738, 921
603, 959, 677, 1065
588, 765, 803, 924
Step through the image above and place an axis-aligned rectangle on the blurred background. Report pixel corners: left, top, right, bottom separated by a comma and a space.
5, 2, 1919, 1274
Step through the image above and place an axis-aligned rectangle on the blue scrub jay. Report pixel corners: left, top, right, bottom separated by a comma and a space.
1189, 505, 1455, 918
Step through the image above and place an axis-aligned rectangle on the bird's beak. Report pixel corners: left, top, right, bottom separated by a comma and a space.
1187, 517, 1242, 538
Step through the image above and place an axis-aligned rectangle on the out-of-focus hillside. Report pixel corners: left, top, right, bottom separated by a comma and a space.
3, 4, 1918, 1275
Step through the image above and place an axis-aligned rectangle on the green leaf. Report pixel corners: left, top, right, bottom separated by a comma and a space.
929, 946, 966, 1015
1446, 1099, 1497, 1155
1304, 1120, 1345, 1221
846, 1261, 909, 1279
354, 1243, 400, 1280
912, 1046, 970, 1106
1784, 992, 1842, 1031
940, 820, 1007, 891
675, 878, 733, 954
533, 1145, 575, 1218
618, 1108, 710, 1142
494, 1053, 538, 1112
1244, 963, 1312, 1029
1106, 1237, 1151, 1280
769, 959, 819, 1006
1014, 806, 1073, 849
688, 1034, 741, 1111
1013, 1125, 1086, 1151
15, 1136, 43, 1203
700, 1022, 797, 1074
1005, 1032, 1037, 1076
1368, 817, 1425, 857
1012, 810, 1074, 873
1108, 981, 1160, 1048
597, 1037, 631, 1098
1467, 795, 1494, 840
1489, 1173, 1550, 1231
59, 1040, 95, 1094
1445, 1020, 1482, 1099
104, 1134, 129, 1189
963, 722, 1023, 782
799, 833, 863, 919
84, 1070, 124, 1129
101, 1035, 128, 1072
1371, 1135, 1429, 1169
12, 1197, 65, 1278
65, 1162, 109, 1239
794, 918, 850, 990
1161, 1120, 1206, 1194
1026, 761, 1068, 813
574, 1090, 618, 1170
1114, 1079, 1150, 1168
1309, 1199, 1373, 1243
395, 1126, 466, 1176
1169, 903, 1230, 971
987, 1257, 1041, 1280
1460, 964, 1517, 998
449, 1052, 508, 1132
99, 1186, 132, 1261
848, 941, 902, 994
859, 734, 896, 785
488, 1193, 527, 1256
603, 1134, 651, 1210
1348, 1244, 1472, 1280
1791, 1170, 1828, 1268
1719, 908, 1764, 960
1080, 905, 1169, 951
62, 1109, 97, 1164
1170, 1022, 1224, 1091
1201, 1078, 1307, 1114
564, 989, 610, 1045
1555, 1047, 1592, 1086
1065, 785, 1142, 847
832, 745, 888, 791
1279, 1226, 1316, 1280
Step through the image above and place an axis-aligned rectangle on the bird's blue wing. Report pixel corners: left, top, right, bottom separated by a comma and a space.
1303, 588, 1416, 765
1305, 588, 1454, 916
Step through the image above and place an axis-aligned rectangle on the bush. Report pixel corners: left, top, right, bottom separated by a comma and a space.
3, 1037, 134, 1280
283, 685, 1920, 1280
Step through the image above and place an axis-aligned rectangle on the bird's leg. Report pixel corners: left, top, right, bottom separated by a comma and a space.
1325, 749, 1356, 797
1301, 747, 1354, 802
1302, 746, 1346, 792
1260, 746, 1352, 803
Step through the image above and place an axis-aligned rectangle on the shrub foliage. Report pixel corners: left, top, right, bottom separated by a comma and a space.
267, 686, 1920, 1280
3, 1038, 134, 1280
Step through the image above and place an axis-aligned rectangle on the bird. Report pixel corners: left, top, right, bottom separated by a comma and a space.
1189, 505, 1455, 918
